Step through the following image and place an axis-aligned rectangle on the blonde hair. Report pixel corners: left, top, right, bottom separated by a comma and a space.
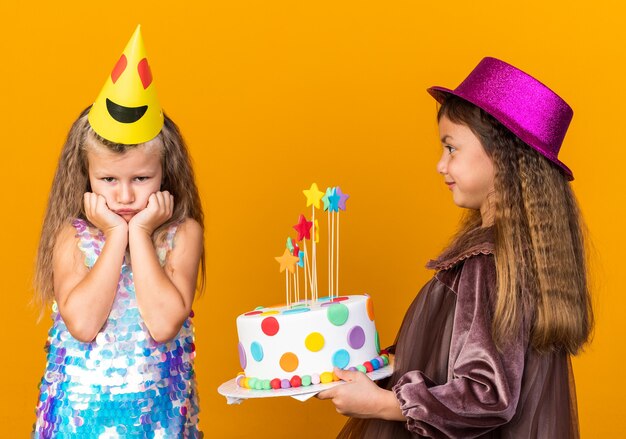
440, 96, 593, 354
34, 106, 205, 308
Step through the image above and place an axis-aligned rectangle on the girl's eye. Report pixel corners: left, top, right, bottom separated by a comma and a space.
134, 176, 149, 182
445, 145, 456, 154
102, 177, 116, 183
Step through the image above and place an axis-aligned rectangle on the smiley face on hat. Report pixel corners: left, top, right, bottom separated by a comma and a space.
88, 25, 163, 145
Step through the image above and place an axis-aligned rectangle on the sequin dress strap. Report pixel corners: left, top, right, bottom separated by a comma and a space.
156, 222, 179, 266
71, 218, 105, 268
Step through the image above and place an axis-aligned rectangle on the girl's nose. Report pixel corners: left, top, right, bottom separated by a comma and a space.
437, 152, 448, 175
118, 183, 134, 204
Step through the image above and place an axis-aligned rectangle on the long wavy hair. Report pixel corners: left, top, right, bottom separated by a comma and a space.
34, 106, 205, 308
440, 95, 593, 354
337, 95, 593, 439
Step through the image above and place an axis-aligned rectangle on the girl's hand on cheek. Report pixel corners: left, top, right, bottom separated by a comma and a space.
129, 191, 174, 235
84, 193, 127, 236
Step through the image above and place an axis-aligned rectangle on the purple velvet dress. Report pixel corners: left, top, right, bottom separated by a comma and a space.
339, 228, 579, 438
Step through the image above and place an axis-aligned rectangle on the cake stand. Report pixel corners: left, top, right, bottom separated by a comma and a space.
217, 364, 393, 404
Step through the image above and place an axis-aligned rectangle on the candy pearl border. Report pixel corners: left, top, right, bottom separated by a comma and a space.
236, 351, 390, 390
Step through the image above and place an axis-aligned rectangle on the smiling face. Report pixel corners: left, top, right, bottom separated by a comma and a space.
437, 115, 496, 224
86, 139, 163, 222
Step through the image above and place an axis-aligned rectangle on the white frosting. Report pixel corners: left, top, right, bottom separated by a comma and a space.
236, 295, 379, 381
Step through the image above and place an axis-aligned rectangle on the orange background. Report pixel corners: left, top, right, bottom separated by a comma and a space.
1, 0, 624, 437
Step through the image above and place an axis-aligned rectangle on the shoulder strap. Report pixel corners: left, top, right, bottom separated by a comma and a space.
71, 218, 105, 268
156, 222, 179, 266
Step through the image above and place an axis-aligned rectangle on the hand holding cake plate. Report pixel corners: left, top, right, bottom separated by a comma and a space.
218, 364, 393, 404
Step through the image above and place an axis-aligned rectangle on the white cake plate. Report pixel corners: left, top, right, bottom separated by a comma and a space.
217, 364, 393, 404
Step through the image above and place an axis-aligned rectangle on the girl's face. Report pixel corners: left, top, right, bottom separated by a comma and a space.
437, 116, 495, 224
87, 141, 163, 222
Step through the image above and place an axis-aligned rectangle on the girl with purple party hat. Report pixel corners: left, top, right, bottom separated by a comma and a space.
33, 26, 204, 438
318, 57, 593, 438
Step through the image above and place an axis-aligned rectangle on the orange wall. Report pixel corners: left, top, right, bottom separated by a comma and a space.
2, 1, 624, 437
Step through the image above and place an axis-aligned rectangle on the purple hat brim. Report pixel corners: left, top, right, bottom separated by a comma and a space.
427, 85, 574, 181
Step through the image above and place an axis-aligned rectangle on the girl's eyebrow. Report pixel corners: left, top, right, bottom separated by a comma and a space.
441, 135, 453, 143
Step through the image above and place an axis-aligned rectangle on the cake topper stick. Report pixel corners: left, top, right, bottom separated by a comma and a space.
302, 241, 315, 303
294, 270, 298, 305
293, 242, 300, 305
334, 187, 349, 297
328, 210, 331, 297
300, 249, 309, 303
312, 215, 317, 302
287, 269, 291, 307
335, 212, 340, 296
296, 260, 302, 303
322, 187, 341, 297
311, 220, 320, 301
331, 209, 336, 298
322, 187, 332, 297
303, 183, 324, 302
311, 212, 316, 303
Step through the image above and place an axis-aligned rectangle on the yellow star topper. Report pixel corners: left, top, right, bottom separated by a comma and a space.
303, 183, 325, 209
88, 25, 164, 145
275, 249, 300, 274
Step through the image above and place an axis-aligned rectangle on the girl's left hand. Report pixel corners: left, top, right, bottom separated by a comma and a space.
129, 191, 174, 235
317, 368, 405, 420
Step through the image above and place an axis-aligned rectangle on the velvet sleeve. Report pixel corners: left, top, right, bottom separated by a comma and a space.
392, 254, 526, 438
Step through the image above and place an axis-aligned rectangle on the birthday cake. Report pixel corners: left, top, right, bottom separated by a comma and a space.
236, 295, 387, 390
234, 184, 387, 391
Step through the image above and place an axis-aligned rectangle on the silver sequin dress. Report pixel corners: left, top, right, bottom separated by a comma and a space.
34, 218, 201, 438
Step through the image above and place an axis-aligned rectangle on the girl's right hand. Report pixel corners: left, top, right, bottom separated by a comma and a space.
84, 192, 128, 236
